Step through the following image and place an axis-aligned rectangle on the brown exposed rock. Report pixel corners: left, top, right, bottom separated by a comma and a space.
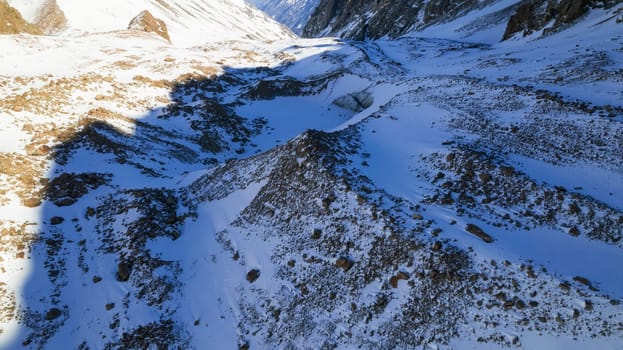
502, 0, 594, 41
335, 257, 353, 272
50, 216, 64, 225
499, 165, 515, 177
568, 226, 580, 236
432, 241, 442, 251
246, 269, 260, 283
311, 228, 322, 239
465, 224, 494, 243
128, 10, 170, 42
502, 1, 544, 40
396, 271, 409, 280
390, 271, 410, 288
0, 0, 43, 35
515, 300, 527, 309
557, 0, 590, 24
389, 276, 399, 288
117, 261, 131, 282
45, 307, 62, 320
86, 206, 96, 218
46, 172, 110, 207
559, 282, 571, 292
22, 198, 42, 208
25, 144, 51, 156
573, 276, 595, 290
584, 299, 593, 311
503, 300, 515, 309
303, 0, 479, 40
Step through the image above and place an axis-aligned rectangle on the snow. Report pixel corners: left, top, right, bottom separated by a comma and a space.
6, 0, 46, 22
509, 155, 623, 210
147, 181, 268, 349
9, 0, 294, 46
450, 334, 623, 350
0, 1, 622, 349
248, 0, 320, 34
417, 0, 523, 44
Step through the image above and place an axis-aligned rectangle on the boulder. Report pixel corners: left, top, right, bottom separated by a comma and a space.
465, 224, 494, 243
335, 257, 353, 272
128, 10, 170, 42
50, 216, 64, 225
311, 228, 322, 239
246, 269, 261, 283
45, 307, 62, 320
117, 261, 131, 281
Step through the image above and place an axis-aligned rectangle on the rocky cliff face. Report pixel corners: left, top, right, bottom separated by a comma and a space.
502, 0, 623, 40
302, 0, 484, 39
302, 0, 623, 40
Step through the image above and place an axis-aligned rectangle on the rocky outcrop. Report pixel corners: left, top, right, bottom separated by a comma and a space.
303, 0, 622, 40
128, 10, 170, 42
502, 0, 623, 40
33, 0, 67, 34
0, 0, 42, 35
501, 1, 549, 40
303, 0, 481, 40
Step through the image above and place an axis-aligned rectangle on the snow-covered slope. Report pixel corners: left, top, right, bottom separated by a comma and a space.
248, 0, 320, 34
0, 1, 622, 349
7, 0, 295, 45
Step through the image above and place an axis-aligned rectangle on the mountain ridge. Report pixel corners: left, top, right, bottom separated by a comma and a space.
301, 0, 623, 41
5, 0, 295, 45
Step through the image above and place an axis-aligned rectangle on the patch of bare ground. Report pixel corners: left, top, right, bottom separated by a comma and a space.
132, 75, 171, 89
0, 0, 42, 35
0, 152, 48, 207
0, 74, 122, 114
0, 220, 38, 332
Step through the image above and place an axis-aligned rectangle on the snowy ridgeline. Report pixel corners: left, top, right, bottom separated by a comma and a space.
6, 0, 295, 45
0, 0, 622, 349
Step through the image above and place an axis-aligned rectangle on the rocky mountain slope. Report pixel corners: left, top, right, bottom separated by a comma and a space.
302, 0, 623, 41
0, 1, 622, 349
248, 0, 321, 34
